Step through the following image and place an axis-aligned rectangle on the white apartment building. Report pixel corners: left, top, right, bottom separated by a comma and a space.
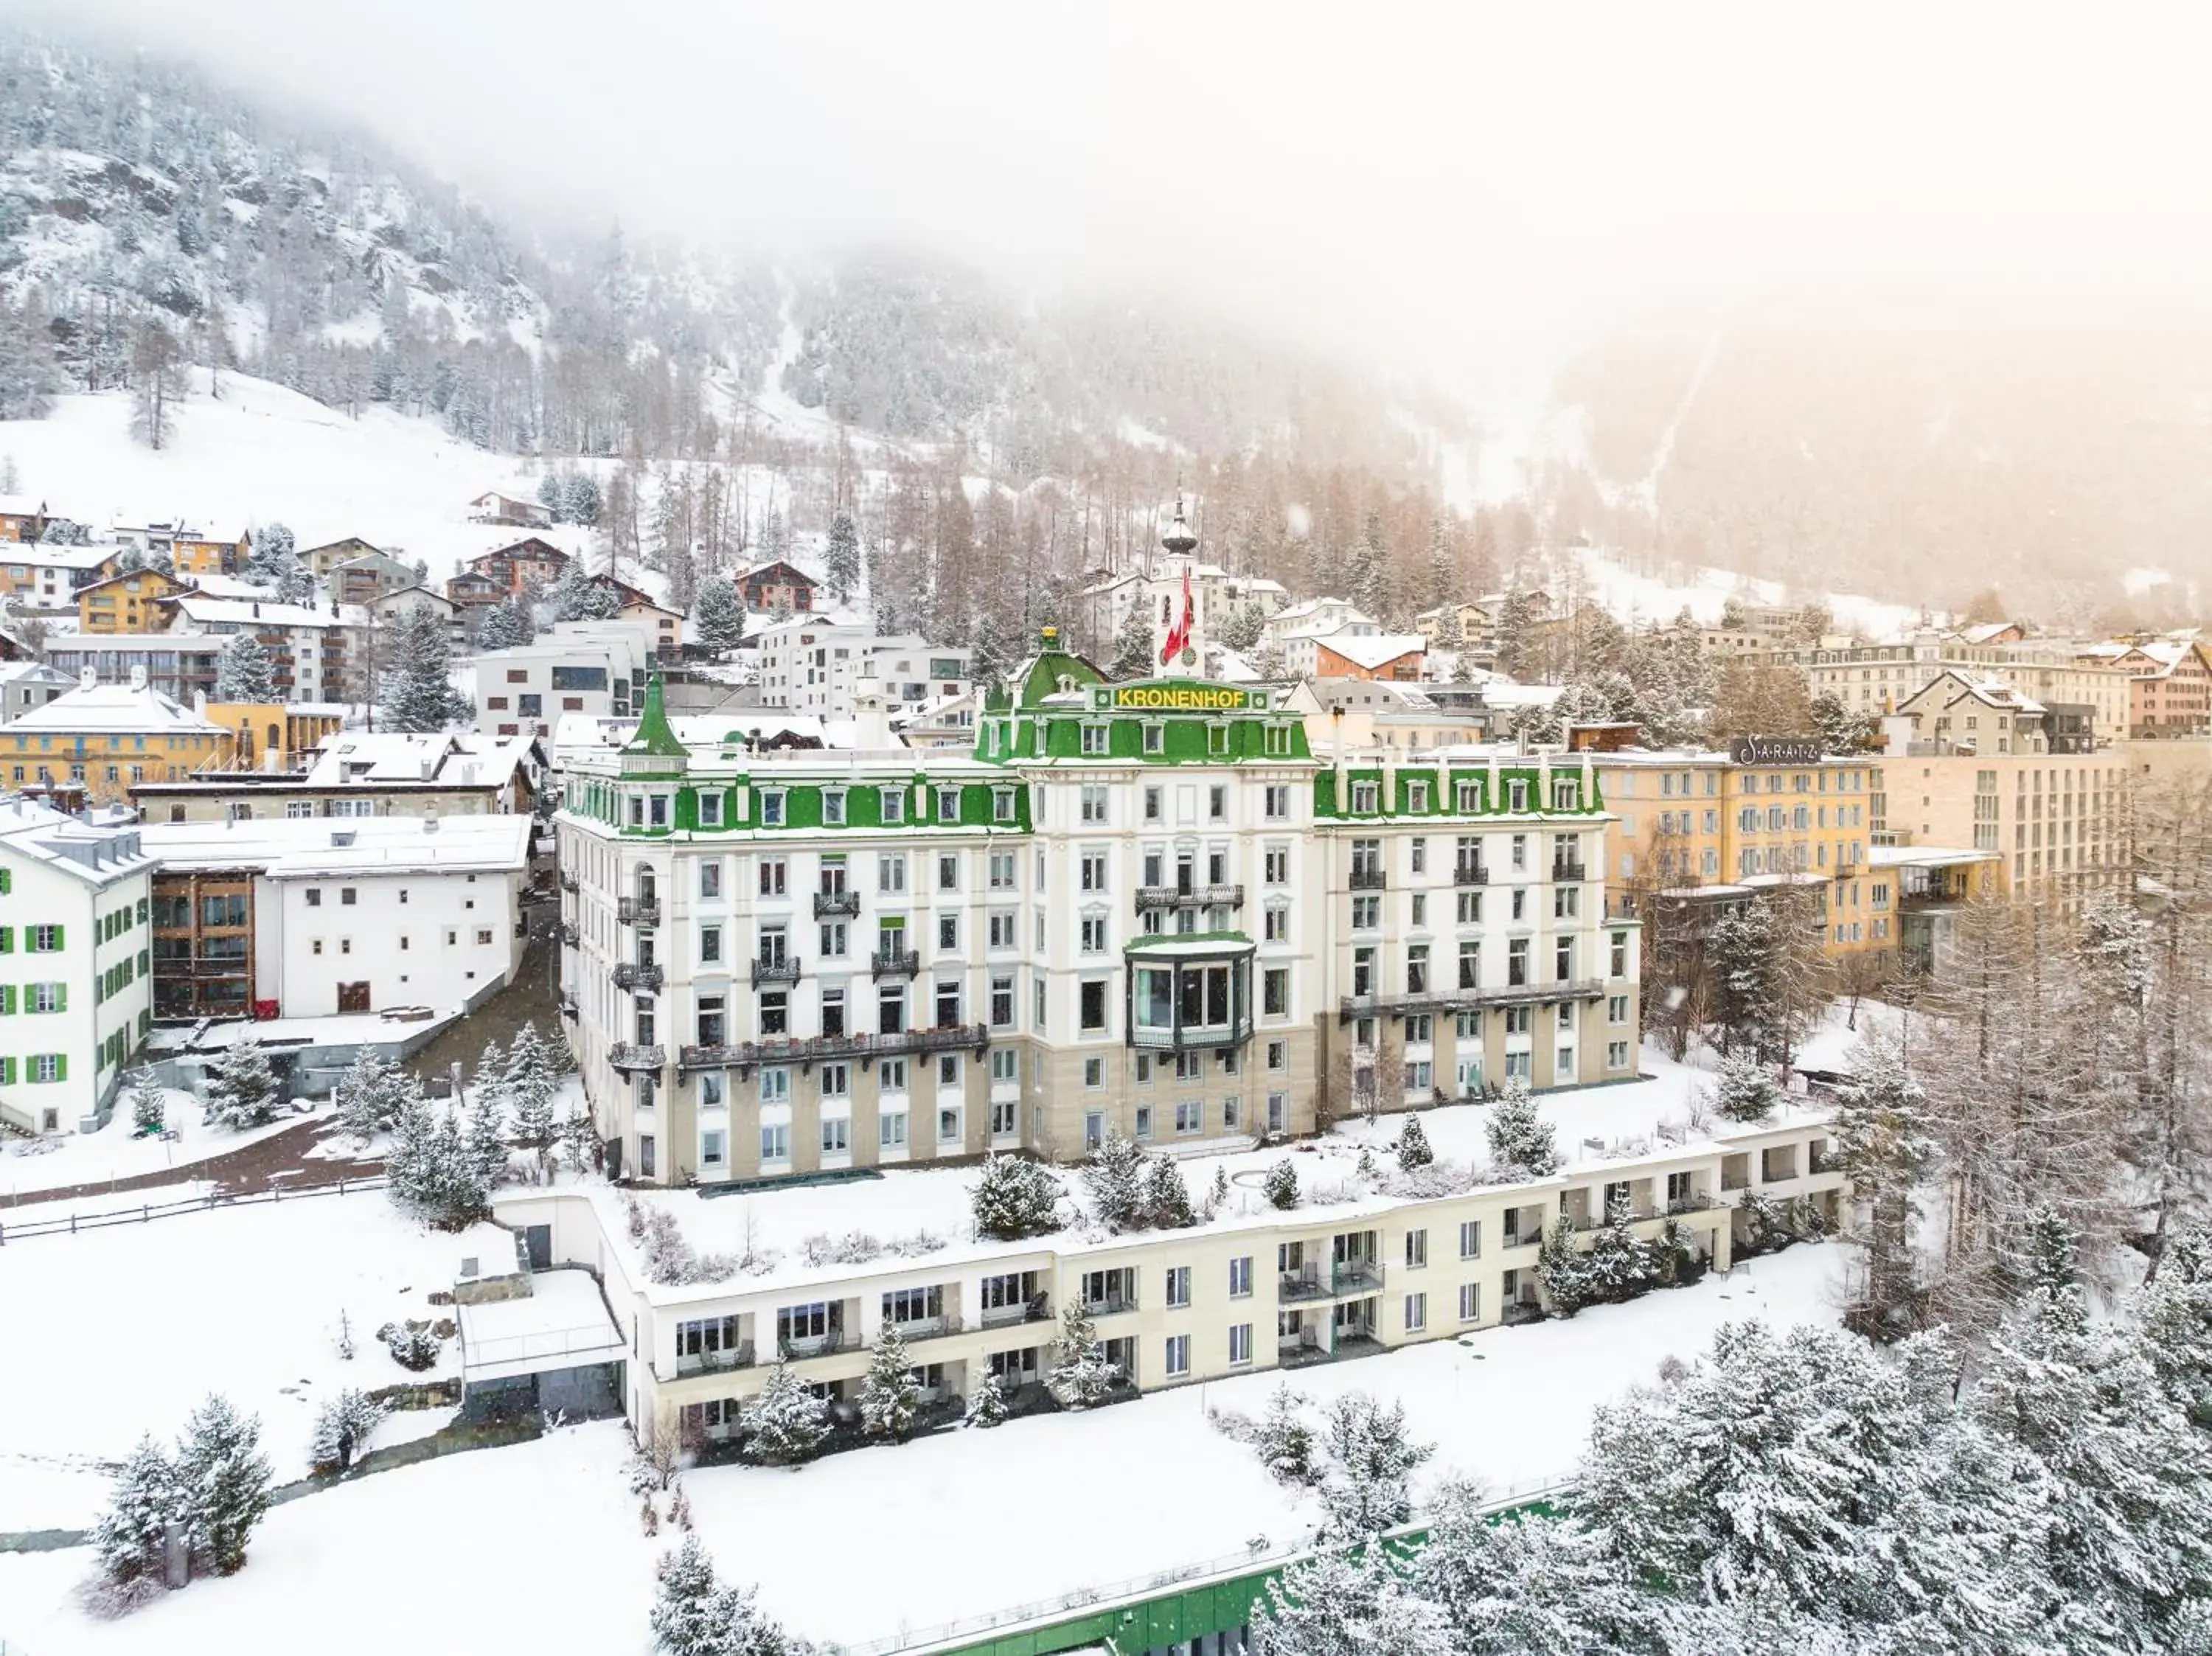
0, 662, 72, 723
556, 643, 1640, 1186
165, 593, 370, 706
1779, 633, 2134, 745
142, 815, 532, 1019
475, 622, 653, 741
753, 617, 974, 720
0, 796, 156, 1134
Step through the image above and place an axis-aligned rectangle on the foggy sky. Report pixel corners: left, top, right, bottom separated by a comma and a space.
21, 0, 2212, 394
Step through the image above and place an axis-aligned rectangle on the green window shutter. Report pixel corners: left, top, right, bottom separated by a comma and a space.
55, 1054, 66, 1082
139, 948, 149, 975
0, 984, 13, 1015
0, 1057, 12, 1085
0, 927, 12, 953
49, 925, 61, 952
55, 984, 66, 1013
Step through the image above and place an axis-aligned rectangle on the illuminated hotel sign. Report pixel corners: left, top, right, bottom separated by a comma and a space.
1096, 683, 1264, 712
1728, 736, 1823, 766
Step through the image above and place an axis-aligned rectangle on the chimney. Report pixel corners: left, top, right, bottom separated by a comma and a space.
193, 690, 208, 714
78, 664, 97, 691
853, 677, 893, 749
131, 665, 147, 692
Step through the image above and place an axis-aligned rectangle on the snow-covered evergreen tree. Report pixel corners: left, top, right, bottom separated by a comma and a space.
307, 1388, 385, 1472
201, 1038, 279, 1130
91, 1435, 178, 1584
1584, 1194, 1660, 1304
1410, 1480, 1649, 1652
651, 1534, 725, 1656
1318, 1391, 1433, 1537
1252, 1383, 1319, 1485
1082, 1131, 1147, 1231
380, 602, 469, 731
740, 1360, 830, 1467
1537, 1212, 1595, 1317
335, 1046, 411, 1141
692, 577, 745, 654
212, 633, 279, 703
1252, 1537, 1453, 1656
546, 557, 595, 623
858, 1326, 920, 1443
970, 1154, 1061, 1241
476, 597, 535, 650
1710, 1049, 1781, 1124
964, 1374, 1009, 1428
175, 1394, 272, 1575
246, 521, 294, 577
126, 1068, 164, 1134
1048, 1304, 1119, 1408
385, 1096, 491, 1228
1141, 1154, 1194, 1228
1107, 601, 1155, 681
1262, 1158, 1300, 1209
503, 1021, 562, 1158
823, 511, 861, 605
1395, 1113, 1434, 1170
1484, 1079, 1558, 1177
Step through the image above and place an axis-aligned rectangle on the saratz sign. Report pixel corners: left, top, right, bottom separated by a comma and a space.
1729, 735, 1824, 766
1093, 681, 1267, 713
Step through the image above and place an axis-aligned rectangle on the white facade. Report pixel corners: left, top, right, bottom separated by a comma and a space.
0, 662, 72, 723
142, 815, 532, 1018
166, 594, 372, 706
754, 619, 973, 719
0, 797, 156, 1134
475, 623, 653, 740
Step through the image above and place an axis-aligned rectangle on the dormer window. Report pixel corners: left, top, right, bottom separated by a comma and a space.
649, 795, 669, 828
1509, 779, 1528, 813
824, 790, 846, 826
937, 787, 961, 821
1142, 723, 1165, 756
698, 792, 723, 828
1080, 723, 1110, 756
1206, 723, 1230, 756
761, 790, 786, 827
1263, 723, 1290, 756
1350, 781, 1380, 814
1455, 779, 1481, 812
1551, 779, 1579, 810
880, 789, 905, 825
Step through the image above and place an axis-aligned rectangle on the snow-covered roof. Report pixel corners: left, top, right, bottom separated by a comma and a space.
0, 793, 157, 886
0, 661, 72, 685
6, 543, 114, 570
7, 682, 226, 735
302, 732, 535, 789
1868, 844, 1999, 870
1317, 632, 1427, 671
167, 595, 352, 630
0, 495, 46, 517
141, 813, 532, 877
456, 1269, 625, 1383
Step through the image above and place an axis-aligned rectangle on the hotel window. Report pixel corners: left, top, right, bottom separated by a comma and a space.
698, 793, 723, 827
1264, 784, 1290, 819
880, 790, 905, 824
1458, 1283, 1481, 1323
1165, 1266, 1192, 1307
1351, 780, 1380, 813
760, 790, 785, 827
1228, 1323, 1253, 1365
1080, 785, 1110, 824
1143, 723, 1165, 755
1165, 1335, 1190, 1377
822, 790, 846, 826
1405, 1228, 1427, 1269
1404, 1293, 1427, 1333
1081, 723, 1110, 755
937, 787, 961, 821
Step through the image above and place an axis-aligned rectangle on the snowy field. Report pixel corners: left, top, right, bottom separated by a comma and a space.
0, 1191, 508, 1531
0, 1093, 317, 1203
605, 1042, 1833, 1307
0, 1242, 1849, 1653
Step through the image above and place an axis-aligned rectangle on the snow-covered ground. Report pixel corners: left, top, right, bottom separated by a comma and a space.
1569, 544, 1927, 640
0, 1242, 1849, 1653
0, 1089, 299, 1202
0, 1191, 509, 1530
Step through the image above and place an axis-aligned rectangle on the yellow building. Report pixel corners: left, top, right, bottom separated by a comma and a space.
75, 566, 193, 634
1595, 744, 1886, 956
200, 701, 347, 769
173, 531, 250, 578
1871, 750, 2129, 904
1, 674, 234, 799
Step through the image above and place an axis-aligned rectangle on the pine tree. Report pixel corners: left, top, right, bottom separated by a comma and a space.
1537, 1213, 1595, 1316
546, 557, 594, 622
1082, 1131, 1147, 1231
213, 633, 279, 703
1711, 1050, 1782, 1123
1253, 1537, 1453, 1656
386, 1096, 491, 1228
1484, 1079, 1559, 1177
858, 1326, 921, 1443
275, 553, 318, 608
1107, 600, 1155, 681
380, 602, 469, 731
693, 577, 745, 654
91, 1436, 178, 1584
503, 1021, 560, 1156
964, 1374, 1009, 1428
175, 1394, 272, 1575
970, 1154, 1061, 1240
651, 1534, 724, 1656
1585, 1194, 1660, 1304
1141, 1154, 1195, 1228
126, 1068, 165, 1135
1317, 1391, 1433, 1536
1395, 1113, 1434, 1170
307, 1388, 386, 1473
824, 510, 861, 605
1833, 1030, 1936, 1333
202, 1039, 279, 1130
335, 1046, 411, 1140
1048, 1304, 1119, 1408
476, 598, 535, 650
1262, 1158, 1300, 1209
740, 1360, 830, 1466
1252, 1383, 1319, 1484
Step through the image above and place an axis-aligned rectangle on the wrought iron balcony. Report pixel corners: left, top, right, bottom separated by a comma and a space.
1128, 1018, 1253, 1052
612, 961, 664, 993
608, 1043, 667, 1073
812, 888, 862, 919
779, 1332, 855, 1360
617, 895, 661, 925
1551, 860, 1588, 883
558, 990, 579, 1020
1337, 978, 1606, 1022
671, 1343, 755, 1379
978, 1296, 1052, 1329
1349, 867, 1387, 891
871, 947, 920, 980
558, 922, 578, 948
1453, 862, 1489, 886
1134, 883, 1245, 911
678, 1022, 990, 1076
559, 871, 579, 894
751, 956, 802, 988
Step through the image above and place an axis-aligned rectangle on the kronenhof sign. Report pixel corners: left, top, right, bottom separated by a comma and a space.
1095, 683, 1264, 713
1728, 736, 1824, 766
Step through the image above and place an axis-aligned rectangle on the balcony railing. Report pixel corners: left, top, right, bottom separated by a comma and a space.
978, 1296, 1051, 1329
884, 1315, 955, 1344
1666, 1192, 1720, 1215
558, 991, 579, 1020
609, 1043, 667, 1073
1337, 978, 1606, 1021
751, 956, 802, 988
1551, 860, 1588, 883
871, 947, 920, 980
1080, 1293, 1138, 1318
672, 1343, 755, 1378
559, 922, 579, 948
612, 961, 664, 993
1135, 883, 1245, 911
1279, 1262, 1385, 1300
1349, 867, 1387, 891
813, 888, 862, 919
1129, 1017, 1253, 1052
559, 872, 579, 894
779, 1332, 854, 1360
1453, 862, 1489, 886
678, 1022, 990, 1075
617, 895, 661, 925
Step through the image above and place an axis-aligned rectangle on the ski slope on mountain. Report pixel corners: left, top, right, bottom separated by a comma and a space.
0, 370, 588, 582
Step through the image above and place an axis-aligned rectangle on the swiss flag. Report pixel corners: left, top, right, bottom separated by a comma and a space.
1160, 564, 1194, 664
